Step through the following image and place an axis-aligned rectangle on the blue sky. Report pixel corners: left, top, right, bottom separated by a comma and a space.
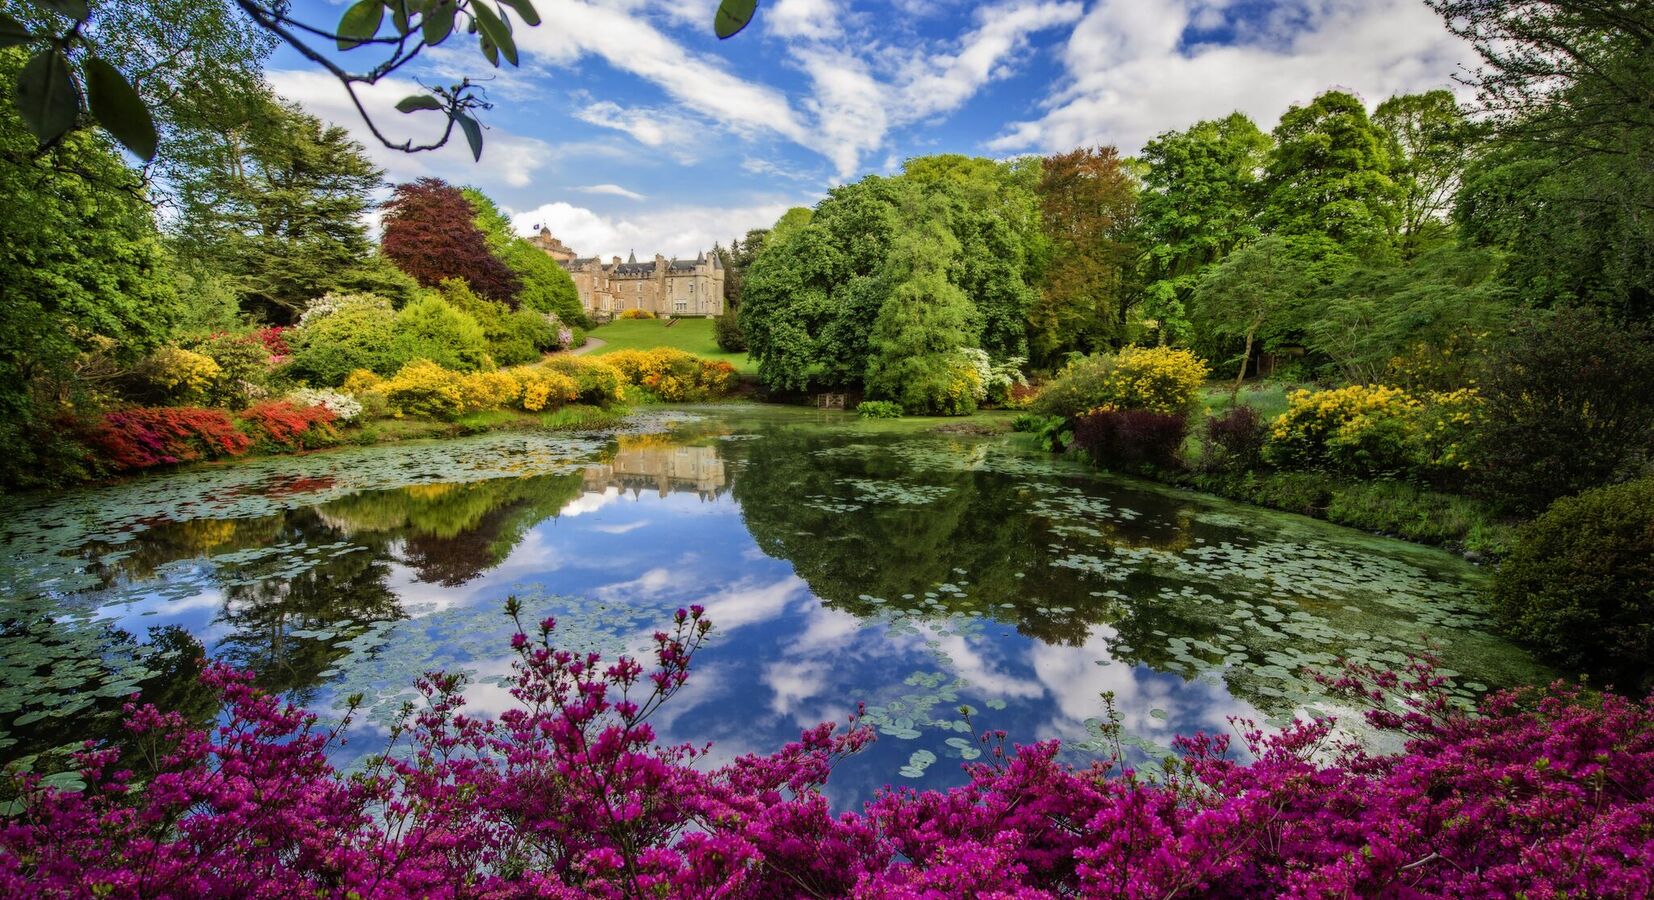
270, 0, 1476, 259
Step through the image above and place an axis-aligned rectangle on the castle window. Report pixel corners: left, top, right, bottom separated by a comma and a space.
674, 299, 687, 313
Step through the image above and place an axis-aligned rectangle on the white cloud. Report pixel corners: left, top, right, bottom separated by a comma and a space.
574, 183, 648, 200
768, 0, 844, 41
266, 69, 554, 190
507, 199, 791, 259
988, 0, 1475, 155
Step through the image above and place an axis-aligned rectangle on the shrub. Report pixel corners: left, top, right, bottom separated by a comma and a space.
7, 615, 1653, 898
238, 401, 339, 451
457, 369, 522, 412
618, 308, 656, 319
1265, 384, 1422, 475
379, 359, 468, 420
542, 357, 626, 406
601, 348, 738, 402
713, 308, 746, 352
511, 368, 579, 412
285, 388, 363, 423
960, 349, 1027, 407
134, 347, 222, 404
1492, 476, 1654, 690
1469, 307, 1654, 513
185, 332, 274, 407
1202, 405, 1267, 472
390, 294, 492, 373
1410, 387, 1482, 487
1031, 347, 1207, 420
285, 294, 400, 386
254, 326, 290, 359
341, 368, 383, 396
87, 407, 252, 471
1072, 408, 1188, 471
856, 400, 902, 418
435, 277, 560, 367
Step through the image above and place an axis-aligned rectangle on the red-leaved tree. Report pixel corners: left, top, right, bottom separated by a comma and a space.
380, 178, 522, 303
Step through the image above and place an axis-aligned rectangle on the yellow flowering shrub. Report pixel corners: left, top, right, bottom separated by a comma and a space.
542, 357, 626, 405
143, 347, 223, 403
600, 348, 739, 402
458, 370, 522, 411
1265, 384, 1422, 474
1098, 347, 1209, 415
341, 368, 384, 396
380, 359, 468, 420
1411, 388, 1482, 477
511, 367, 579, 412
618, 309, 656, 319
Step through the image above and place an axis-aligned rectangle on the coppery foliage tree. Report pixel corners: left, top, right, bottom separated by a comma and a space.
380, 178, 521, 304
1031, 147, 1139, 365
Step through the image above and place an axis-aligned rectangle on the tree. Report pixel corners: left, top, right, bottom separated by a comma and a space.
1261, 91, 1403, 256
1031, 147, 1139, 365
713, 229, 766, 352
865, 203, 977, 415
389, 293, 491, 372
462, 187, 588, 328
768, 207, 814, 247
0, 54, 177, 488
1192, 235, 1353, 398
381, 178, 521, 303
1373, 90, 1474, 257
1138, 113, 1272, 343
170, 93, 387, 323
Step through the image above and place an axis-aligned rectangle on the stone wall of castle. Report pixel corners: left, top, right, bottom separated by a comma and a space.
528, 229, 724, 320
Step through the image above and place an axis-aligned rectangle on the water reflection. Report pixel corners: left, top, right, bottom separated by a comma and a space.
0, 408, 1547, 795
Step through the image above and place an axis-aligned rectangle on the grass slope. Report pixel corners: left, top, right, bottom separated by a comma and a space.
586, 318, 755, 374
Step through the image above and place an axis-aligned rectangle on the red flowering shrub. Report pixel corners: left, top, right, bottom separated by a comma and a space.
254, 325, 291, 359
238, 401, 339, 451
87, 407, 253, 471
1072, 408, 1188, 471
4, 612, 1652, 899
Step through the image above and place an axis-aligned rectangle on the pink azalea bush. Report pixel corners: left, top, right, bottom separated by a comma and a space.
4, 606, 1652, 898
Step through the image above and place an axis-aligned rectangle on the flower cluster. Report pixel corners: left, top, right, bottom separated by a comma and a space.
86, 406, 253, 471
1266, 384, 1423, 474
365, 359, 585, 420
617, 308, 657, 319
601, 348, 739, 402
1096, 346, 1209, 415
4, 612, 1651, 899
238, 400, 339, 451
285, 387, 363, 423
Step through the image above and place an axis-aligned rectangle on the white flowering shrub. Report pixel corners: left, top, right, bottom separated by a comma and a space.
286, 387, 363, 422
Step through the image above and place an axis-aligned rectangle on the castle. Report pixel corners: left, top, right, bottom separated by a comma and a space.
529, 228, 725, 321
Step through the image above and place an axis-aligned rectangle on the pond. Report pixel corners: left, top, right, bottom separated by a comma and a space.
0, 404, 1546, 801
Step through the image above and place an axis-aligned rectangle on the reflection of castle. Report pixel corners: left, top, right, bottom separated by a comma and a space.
582, 443, 727, 500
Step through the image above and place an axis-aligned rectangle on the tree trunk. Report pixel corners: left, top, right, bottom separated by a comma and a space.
1231, 326, 1256, 403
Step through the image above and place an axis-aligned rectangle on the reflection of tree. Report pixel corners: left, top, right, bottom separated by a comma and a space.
215, 509, 403, 702
0, 622, 215, 769
79, 514, 287, 585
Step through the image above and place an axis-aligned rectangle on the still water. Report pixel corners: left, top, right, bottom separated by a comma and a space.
0, 405, 1544, 800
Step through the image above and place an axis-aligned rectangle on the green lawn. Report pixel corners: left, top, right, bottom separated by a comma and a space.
585, 318, 756, 374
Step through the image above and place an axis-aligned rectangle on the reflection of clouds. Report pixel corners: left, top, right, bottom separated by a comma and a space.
595, 567, 682, 602
590, 521, 649, 535
1029, 625, 1259, 744
558, 487, 621, 517
692, 575, 809, 632
921, 624, 1044, 701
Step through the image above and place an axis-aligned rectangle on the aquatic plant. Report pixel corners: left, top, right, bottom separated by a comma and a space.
3, 611, 1650, 898
856, 400, 903, 419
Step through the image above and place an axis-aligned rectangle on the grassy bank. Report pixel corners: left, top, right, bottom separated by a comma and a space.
340, 404, 631, 446
586, 318, 755, 374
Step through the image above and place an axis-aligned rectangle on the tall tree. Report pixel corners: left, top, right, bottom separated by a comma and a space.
865, 202, 977, 415
462, 187, 588, 328
381, 178, 521, 304
171, 94, 390, 322
1032, 146, 1139, 365
1262, 91, 1403, 256
1373, 90, 1474, 257
1137, 113, 1272, 342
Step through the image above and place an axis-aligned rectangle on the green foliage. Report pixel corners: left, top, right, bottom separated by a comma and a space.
434, 278, 557, 367
285, 294, 399, 386
1030, 354, 1117, 420
1262, 90, 1403, 256
1492, 477, 1654, 690
865, 208, 979, 416
713, 307, 746, 352
462, 187, 589, 328
389, 294, 492, 373
1030, 147, 1136, 363
856, 400, 902, 419
1372, 90, 1472, 258
1467, 307, 1654, 512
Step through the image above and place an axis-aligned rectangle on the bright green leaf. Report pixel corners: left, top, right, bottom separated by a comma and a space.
395, 93, 444, 113
0, 12, 31, 48
470, 2, 517, 66
714, 0, 756, 39
336, 0, 384, 50
13, 49, 79, 144
84, 58, 157, 161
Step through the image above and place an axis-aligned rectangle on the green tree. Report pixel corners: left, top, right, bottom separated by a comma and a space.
1192, 235, 1353, 398
170, 93, 387, 323
434, 277, 556, 367
462, 187, 589, 328
1262, 91, 1403, 256
1032, 147, 1139, 365
768, 207, 814, 246
1138, 113, 1272, 342
865, 204, 977, 415
1373, 90, 1473, 257
284, 294, 400, 385
389, 294, 491, 372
